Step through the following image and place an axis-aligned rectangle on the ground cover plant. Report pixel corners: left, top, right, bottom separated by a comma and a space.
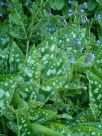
1, 0, 102, 135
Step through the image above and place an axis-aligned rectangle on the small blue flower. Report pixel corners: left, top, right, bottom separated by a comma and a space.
81, 47, 86, 53
67, 0, 72, 4
0, 1, 4, 7
69, 57, 75, 64
50, 27, 56, 33
0, 13, 3, 17
96, 39, 100, 44
95, 14, 101, 21
91, 54, 95, 61
80, 9, 85, 13
83, 2, 88, 9
68, 9, 74, 17
85, 53, 95, 65
75, 38, 81, 45
81, 16, 88, 24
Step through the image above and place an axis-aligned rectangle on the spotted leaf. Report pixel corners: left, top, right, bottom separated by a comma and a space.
87, 71, 102, 113
18, 112, 34, 136
71, 122, 102, 136
17, 47, 41, 99
9, 41, 25, 72
0, 77, 17, 110
29, 109, 57, 123
47, 122, 73, 136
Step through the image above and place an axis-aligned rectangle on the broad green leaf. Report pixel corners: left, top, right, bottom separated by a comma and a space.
31, 123, 63, 136
18, 112, 63, 136
0, 47, 9, 74
7, 121, 17, 133
41, 76, 66, 92
9, 12, 23, 26
29, 109, 57, 123
87, 0, 97, 11
18, 47, 41, 99
49, 0, 65, 10
0, 23, 8, 36
9, 25, 26, 39
71, 122, 102, 136
87, 71, 102, 114
9, 41, 25, 72
47, 122, 73, 136
18, 112, 34, 136
96, 0, 102, 7
75, 109, 99, 123
0, 77, 17, 110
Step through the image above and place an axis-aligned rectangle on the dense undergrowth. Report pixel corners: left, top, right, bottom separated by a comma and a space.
0, 0, 102, 136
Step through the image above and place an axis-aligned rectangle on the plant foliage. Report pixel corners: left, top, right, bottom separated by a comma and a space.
0, 0, 102, 136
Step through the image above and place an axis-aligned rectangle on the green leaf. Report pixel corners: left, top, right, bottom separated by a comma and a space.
0, 77, 17, 110
9, 12, 22, 26
18, 112, 63, 136
17, 47, 41, 99
76, 109, 99, 123
47, 123, 73, 136
96, 0, 102, 7
31, 123, 63, 136
0, 23, 8, 36
18, 112, 34, 136
86, 71, 102, 114
87, 0, 97, 11
9, 41, 25, 72
29, 109, 57, 123
49, 0, 65, 10
71, 122, 102, 136
9, 25, 26, 39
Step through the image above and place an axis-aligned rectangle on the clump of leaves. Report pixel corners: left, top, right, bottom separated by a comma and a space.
1, 0, 102, 136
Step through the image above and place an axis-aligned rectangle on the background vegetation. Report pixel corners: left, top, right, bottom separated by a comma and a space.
0, 0, 102, 135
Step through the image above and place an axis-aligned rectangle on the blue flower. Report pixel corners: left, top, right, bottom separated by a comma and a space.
69, 57, 75, 64
85, 53, 95, 65
0, 13, 3, 17
68, 9, 74, 17
67, 0, 72, 4
75, 38, 81, 45
80, 9, 85, 13
50, 27, 56, 33
81, 16, 88, 24
83, 2, 88, 9
95, 14, 101, 21
0, 1, 4, 7
81, 47, 86, 53
90, 54, 95, 61
96, 40, 101, 45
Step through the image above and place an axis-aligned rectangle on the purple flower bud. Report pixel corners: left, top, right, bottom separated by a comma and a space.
69, 57, 75, 64
83, 2, 88, 9
80, 9, 85, 13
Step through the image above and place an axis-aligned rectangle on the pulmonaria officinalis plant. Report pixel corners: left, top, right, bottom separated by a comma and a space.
1, 0, 102, 136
